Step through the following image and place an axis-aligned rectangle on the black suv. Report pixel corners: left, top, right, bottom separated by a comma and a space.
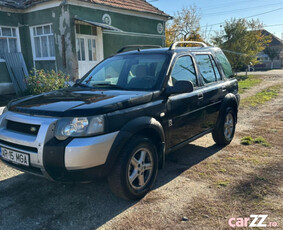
0, 41, 239, 200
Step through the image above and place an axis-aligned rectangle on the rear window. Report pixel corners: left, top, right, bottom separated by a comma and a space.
215, 51, 234, 78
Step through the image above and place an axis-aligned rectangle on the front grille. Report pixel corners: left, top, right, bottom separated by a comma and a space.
0, 140, 38, 154
6, 120, 40, 136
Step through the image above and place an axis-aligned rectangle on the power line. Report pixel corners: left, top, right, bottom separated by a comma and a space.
202, 2, 283, 18
201, 6, 283, 28
264, 23, 283, 28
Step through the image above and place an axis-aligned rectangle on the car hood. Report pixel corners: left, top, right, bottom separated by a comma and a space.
8, 88, 154, 117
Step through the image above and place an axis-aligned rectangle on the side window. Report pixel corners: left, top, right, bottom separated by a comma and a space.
170, 56, 197, 86
210, 56, 222, 81
215, 51, 234, 78
195, 54, 217, 84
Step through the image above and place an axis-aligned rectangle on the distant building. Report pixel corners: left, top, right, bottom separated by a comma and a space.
255, 29, 283, 70
0, 0, 170, 95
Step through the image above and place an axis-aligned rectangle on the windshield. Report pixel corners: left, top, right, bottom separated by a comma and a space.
79, 54, 169, 91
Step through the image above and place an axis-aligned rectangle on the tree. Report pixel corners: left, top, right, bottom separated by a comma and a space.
212, 18, 271, 71
263, 47, 279, 69
165, 5, 204, 47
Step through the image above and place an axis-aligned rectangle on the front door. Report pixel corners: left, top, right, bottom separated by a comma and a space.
76, 29, 104, 78
166, 55, 205, 148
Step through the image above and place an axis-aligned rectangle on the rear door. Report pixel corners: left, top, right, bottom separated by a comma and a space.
166, 55, 205, 148
194, 53, 224, 129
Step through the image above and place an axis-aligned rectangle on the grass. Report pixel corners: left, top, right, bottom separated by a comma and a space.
254, 136, 270, 147
236, 75, 262, 94
240, 136, 270, 147
216, 180, 230, 188
240, 136, 253, 145
241, 85, 281, 107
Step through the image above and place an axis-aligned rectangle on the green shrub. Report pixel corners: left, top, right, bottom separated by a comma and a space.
25, 69, 70, 95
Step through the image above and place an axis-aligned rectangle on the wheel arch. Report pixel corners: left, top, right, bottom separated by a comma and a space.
104, 116, 166, 176
220, 93, 239, 123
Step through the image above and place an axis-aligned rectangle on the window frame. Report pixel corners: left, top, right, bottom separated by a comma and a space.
30, 23, 56, 61
0, 25, 21, 62
209, 55, 223, 81
169, 54, 199, 87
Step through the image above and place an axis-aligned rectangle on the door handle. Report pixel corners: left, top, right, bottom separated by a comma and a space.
221, 85, 227, 92
198, 92, 204, 100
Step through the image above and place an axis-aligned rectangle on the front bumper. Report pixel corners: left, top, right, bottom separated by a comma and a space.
0, 111, 118, 181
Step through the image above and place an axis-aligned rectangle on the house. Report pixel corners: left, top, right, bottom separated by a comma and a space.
0, 0, 170, 95
255, 29, 283, 70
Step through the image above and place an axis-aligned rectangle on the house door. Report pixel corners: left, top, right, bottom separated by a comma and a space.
76, 29, 103, 78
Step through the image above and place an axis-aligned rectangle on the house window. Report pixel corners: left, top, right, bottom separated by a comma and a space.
31, 24, 55, 60
0, 26, 20, 58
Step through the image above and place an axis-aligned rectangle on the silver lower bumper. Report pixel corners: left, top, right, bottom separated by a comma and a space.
65, 132, 119, 170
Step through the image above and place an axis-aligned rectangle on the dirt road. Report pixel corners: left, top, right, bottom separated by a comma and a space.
0, 73, 282, 230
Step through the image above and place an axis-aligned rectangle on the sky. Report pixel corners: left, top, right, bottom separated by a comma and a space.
149, 0, 283, 41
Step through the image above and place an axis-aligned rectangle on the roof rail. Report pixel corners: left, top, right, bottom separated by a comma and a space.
169, 41, 207, 50
117, 45, 162, 53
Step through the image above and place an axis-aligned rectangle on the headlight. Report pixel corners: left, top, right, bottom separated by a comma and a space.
1, 106, 8, 115
55, 115, 104, 140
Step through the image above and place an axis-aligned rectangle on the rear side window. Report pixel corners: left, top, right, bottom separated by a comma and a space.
215, 51, 234, 78
195, 54, 217, 84
170, 55, 197, 86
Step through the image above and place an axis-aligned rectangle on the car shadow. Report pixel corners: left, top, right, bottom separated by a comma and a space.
156, 143, 224, 188
0, 142, 223, 230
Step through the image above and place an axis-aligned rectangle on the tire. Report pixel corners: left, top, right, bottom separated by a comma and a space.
212, 107, 236, 146
107, 136, 158, 200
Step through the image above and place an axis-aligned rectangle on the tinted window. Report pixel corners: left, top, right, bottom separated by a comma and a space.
210, 57, 222, 81
170, 56, 197, 86
215, 51, 234, 78
195, 54, 216, 84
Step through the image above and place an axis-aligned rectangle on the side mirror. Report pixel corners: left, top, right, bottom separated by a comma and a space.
166, 80, 194, 95
75, 79, 80, 84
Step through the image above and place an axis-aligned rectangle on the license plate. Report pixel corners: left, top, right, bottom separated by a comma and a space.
0, 147, 30, 167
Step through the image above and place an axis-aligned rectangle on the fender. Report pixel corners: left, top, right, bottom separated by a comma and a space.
103, 116, 166, 176
218, 93, 239, 123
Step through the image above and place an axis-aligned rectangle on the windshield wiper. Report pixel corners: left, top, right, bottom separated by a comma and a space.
73, 83, 92, 88
92, 83, 126, 90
